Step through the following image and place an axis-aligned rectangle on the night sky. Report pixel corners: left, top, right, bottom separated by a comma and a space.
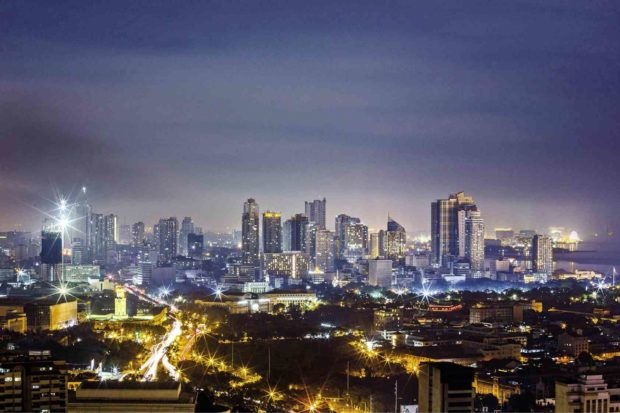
1, 1, 619, 237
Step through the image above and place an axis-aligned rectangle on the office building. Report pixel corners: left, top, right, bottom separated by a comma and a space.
156, 217, 178, 265
63, 264, 100, 283
335, 214, 361, 258
463, 209, 485, 273
263, 211, 282, 253
242, 198, 260, 266
369, 232, 380, 258
304, 198, 326, 229
380, 216, 407, 260
344, 222, 368, 262
0, 350, 68, 413
284, 213, 308, 252
179, 217, 194, 257
431, 192, 477, 266
418, 362, 475, 413
132, 221, 145, 247
314, 229, 334, 272
263, 252, 309, 279
24, 299, 78, 331
114, 285, 127, 318
532, 234, 553, 276
40, 231, 62, 282
72, 189, 92, 263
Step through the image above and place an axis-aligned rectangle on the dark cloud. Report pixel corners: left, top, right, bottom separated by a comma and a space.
0, 1, 619, 236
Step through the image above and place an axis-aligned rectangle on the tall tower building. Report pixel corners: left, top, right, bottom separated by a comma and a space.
380, 216, 407, 260
40, 231, 62, 282
463, 209, 485, 273
532, 234, 553, 275
431, 192, 476, 266
284, 214, 308, 252
344, 222, 368, 262
72, 187, 92, 264
179, 217, 194, 257
335, 214, 361, 258
132, 221, 145, 247
304, 198, 326, 229
90, 213, 106, 263
315, 229, 334, 272
263, 211, 282, 254
156, 217, 178, 265
242, 199, 260, 266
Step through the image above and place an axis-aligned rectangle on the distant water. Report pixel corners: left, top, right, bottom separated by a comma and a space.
554, 240, 620, 274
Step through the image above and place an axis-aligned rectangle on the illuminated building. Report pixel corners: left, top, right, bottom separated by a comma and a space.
187, 233, 204, 259
114, 285, 127, 319
469, 303, 523, 324
344, 222, 368, 262
132, 221, 145, 247
179, 217, 194, 257
555, 375, 620, 413
558, 332, 589, 357
263, 252, 309, 279
262, 211, 282, 253
314, 229, 334, 272
284, 213, 308, 252
68, 381, 196, 413
0, 311, 26, 333
418, 362, 474, 413
431, 192, 476, 266
463, 209, 485, 273
368, 259, 392, 287
304, 198, 326, 229
63, 264, 100, 283
369, 232, 380, 258
532, 234, 553, 276
90, 213, 106, 263
156, 217, 178, 265
335, 214, 361, 258
241, 198, 260, 266
40, 231, 62, 282
25, 299, 77, 331
72, 189, 92, 264
119, 224, 132, 245
379, 216, 406, 260
0, 350, 68, 413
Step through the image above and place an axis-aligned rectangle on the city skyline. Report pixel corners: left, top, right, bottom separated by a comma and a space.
1, 2, 619, 237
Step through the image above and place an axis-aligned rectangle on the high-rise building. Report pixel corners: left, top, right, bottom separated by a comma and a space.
463, 209, 485, 273
369, 232, 380, 258
344, 222, 368, 262
0, 350, 68, 412
304, 198, 326, 229
335, 214, 361, 258
40, 231, 62, 282
187, 233, 204, 259
119, 224, 132, 245
156, 217, 178, 266
132, 222, 145, 247
380, 217, 407, 260
179, 217, 194, 257
263, 211, 282, 254
72, 188, 92, 263
242, 199, 260, 266
418, 362, 475, 413
315, 229, 334, 272
532, 234, 553, 275
431, 192, 476, 266
284, 214, 308, 252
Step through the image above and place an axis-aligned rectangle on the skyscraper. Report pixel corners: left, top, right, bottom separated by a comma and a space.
157, 217, 178, 265
242, 198, 260, 266
72, 187, 91, 264
132, 221, 145, 247
380, 216, 407, 260
40, 231, 62, 282
532, 234, 553, 276
179, 217, 194, 257
335, 214, 361, 258
304, 198, 326, 229
90, 213, 106, 263
187, 233, 204, 259
263, 211, 282, 253
285, 213, 308, 252
431, 192, 476, 266
344, 222, 368, 262
315, 229, 334, 272
463, 209, 485, 273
